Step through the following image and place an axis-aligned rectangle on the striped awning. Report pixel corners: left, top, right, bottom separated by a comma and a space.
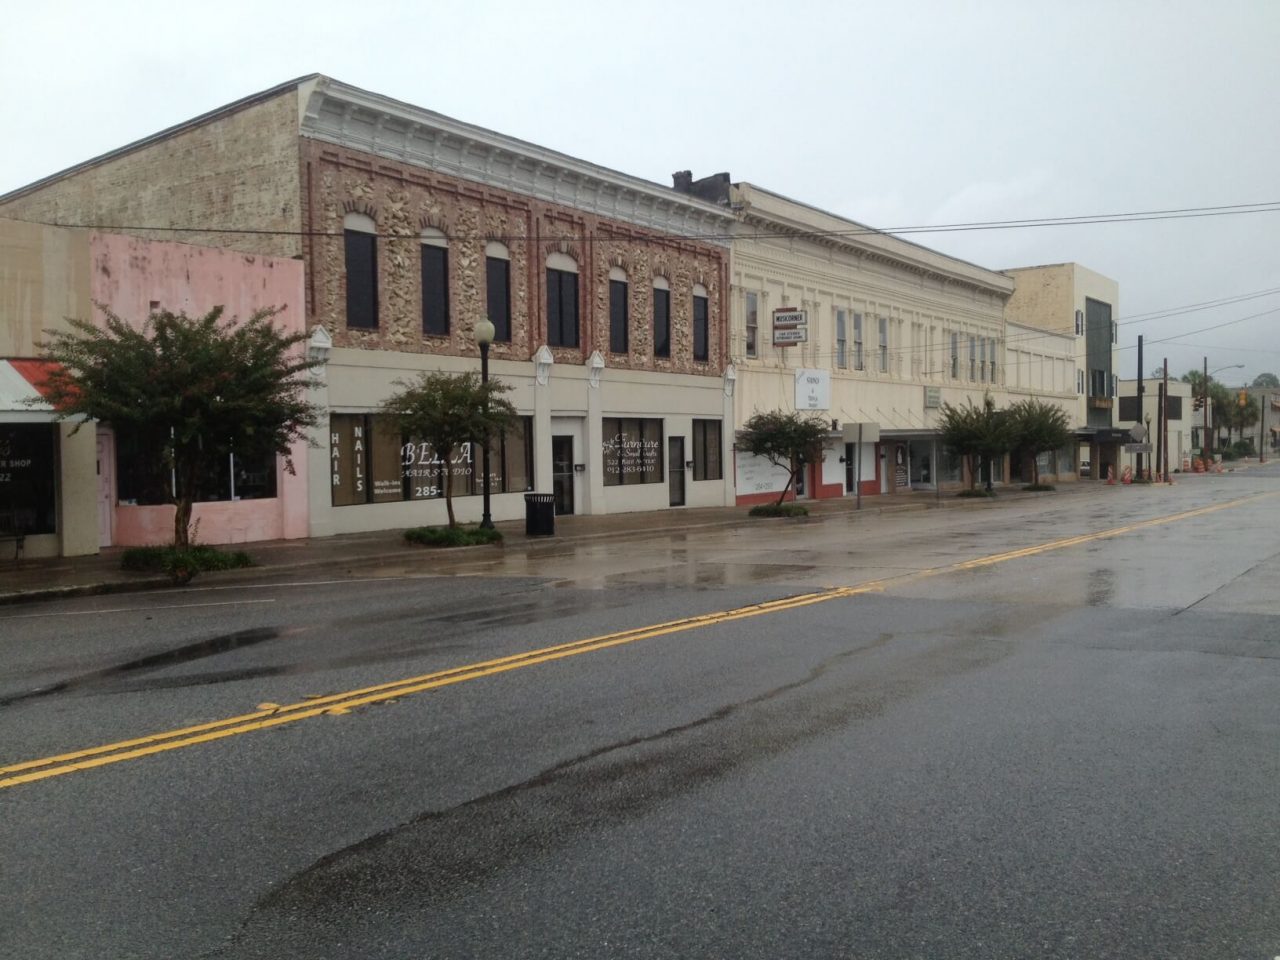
0, 359, 61, 422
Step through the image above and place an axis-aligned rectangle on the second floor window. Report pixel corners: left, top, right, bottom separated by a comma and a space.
653, 279, 671, 359
546, 255, 579, 348
854, 313, 864, 370
609, 269, 629, 355
950, 332, 959, 379
420, 230, 449, 336
693, 285, 709, 362
344, 212, 378, 330
745, 292, 758, 358
878, 316, 889, 372
485, 242, 511, 342
835, 309, 847, 369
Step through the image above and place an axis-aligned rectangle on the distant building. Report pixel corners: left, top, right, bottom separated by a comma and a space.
1002, 263, 1124, 480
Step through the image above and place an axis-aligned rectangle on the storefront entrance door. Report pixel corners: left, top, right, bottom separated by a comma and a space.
552, 435, 574, 515
668, 437, 685, 506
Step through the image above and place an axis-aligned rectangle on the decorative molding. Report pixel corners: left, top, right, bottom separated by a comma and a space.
302, 78, 735, 247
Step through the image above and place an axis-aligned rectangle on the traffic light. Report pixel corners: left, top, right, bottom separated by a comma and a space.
1238, 390, 1249, 408
1193, 396, 1204, 411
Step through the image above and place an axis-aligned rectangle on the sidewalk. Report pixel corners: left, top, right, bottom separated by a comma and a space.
0, 480, 1113, 605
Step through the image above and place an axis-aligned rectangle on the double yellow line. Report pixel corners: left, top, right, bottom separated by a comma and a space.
0, 586, 881, 790
1, 491, 1268, 791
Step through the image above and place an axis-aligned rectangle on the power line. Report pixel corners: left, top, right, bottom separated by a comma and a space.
7, 198, 1280, 244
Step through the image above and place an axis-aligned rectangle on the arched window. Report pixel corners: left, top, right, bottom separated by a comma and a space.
608, 266, 629, 354
421, 227, 449, 336
546, 253, 579, 348
652, 276, 671, 359
485, 242, 511, 342
343, 212, 377, 329
692, 283, 709, 362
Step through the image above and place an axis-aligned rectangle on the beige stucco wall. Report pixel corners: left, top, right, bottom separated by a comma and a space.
0, 218, 91, 354
0, 90, 304, 260
728, 185, 1013, 491
1004, 263, 1076, 334
309, 347, 734, 536
0, 219, 97, 556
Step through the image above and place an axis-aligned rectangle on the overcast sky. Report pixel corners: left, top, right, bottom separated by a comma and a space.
3, 0, 1277, 384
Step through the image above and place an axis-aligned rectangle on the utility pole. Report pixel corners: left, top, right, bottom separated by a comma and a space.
1162, 359, 1170, 480
1203, 356, 1210, 460
1136, 335, 1144, 478
1156, 379, 1164, 482
1262, 390, 1268, 464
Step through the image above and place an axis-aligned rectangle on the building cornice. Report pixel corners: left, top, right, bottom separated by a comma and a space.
300, 78, 735, 246
731, 183, 1015, 299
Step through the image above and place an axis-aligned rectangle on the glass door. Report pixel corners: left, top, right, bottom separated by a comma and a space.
552, 435, 574, 515
668, 437, 685, 506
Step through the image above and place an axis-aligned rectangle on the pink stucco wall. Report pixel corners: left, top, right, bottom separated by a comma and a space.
90, 234, 310, 546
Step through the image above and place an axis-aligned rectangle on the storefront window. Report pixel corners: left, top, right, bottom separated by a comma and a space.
602, 417, 663, 486
116, 428, 275, 505
332, 414, 533, 506
0, 424, 57, 535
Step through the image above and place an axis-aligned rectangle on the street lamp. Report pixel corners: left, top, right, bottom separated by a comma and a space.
475, 317, 496, 530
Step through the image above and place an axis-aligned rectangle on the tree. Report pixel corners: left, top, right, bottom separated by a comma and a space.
1007, 398, 1073, 486
735, 410, 830, 507
38, 306, 320, 548
380, 371, 517, 528
1251, 372, 1279, 388
938, 394, 1011, 491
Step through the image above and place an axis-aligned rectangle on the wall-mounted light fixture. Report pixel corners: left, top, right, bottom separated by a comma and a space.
533, 345, 554, 386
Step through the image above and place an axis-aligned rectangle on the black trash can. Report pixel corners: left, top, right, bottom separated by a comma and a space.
524, 493, 556, 537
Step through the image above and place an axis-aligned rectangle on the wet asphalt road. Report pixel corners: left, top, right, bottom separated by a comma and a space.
1, 468, 1278, 959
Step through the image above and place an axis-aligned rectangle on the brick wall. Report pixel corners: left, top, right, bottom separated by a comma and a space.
0, 91, 303, 260
303, 140, 727, 375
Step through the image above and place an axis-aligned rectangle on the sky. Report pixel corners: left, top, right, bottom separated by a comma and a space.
3, 0, 1277, 385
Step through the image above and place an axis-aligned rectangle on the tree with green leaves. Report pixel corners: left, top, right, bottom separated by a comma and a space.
937, 394, 1011, 491
735, 410, 831, 507
1251, 372, 1279, 389
1006, 398, 1073, 486
38, 306, 320, 548
380, 371, 517, 528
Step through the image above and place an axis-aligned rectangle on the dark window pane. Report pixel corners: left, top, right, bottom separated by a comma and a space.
0, 424, 57, 534
486, 257, 511, 342
547, 268, 579, 348
344, 230, 378, 329
654, 288, 670, 358
692, 419, 722, 481
421, 245, 449, 336
693, 295, 708, 362
610, 280, 629, 354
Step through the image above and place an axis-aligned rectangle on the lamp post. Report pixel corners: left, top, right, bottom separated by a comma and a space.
1204, 362, 1244, 460
475, 317, 496, 530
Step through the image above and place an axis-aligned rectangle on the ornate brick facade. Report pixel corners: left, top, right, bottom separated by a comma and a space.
302, 140, 728, 376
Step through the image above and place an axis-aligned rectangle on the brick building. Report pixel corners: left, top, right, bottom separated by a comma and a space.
1, 77, 737, 535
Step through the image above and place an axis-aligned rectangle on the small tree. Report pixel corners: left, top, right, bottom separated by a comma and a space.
736, 410, 830, 507
1007, 398, 1073, 486
380, 371, 516, 528
938, 394, 1011, 491
38, 306, 320, 548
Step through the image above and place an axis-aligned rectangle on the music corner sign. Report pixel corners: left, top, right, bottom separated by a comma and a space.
772, 307, 807, 345
795, 368, 831, 410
